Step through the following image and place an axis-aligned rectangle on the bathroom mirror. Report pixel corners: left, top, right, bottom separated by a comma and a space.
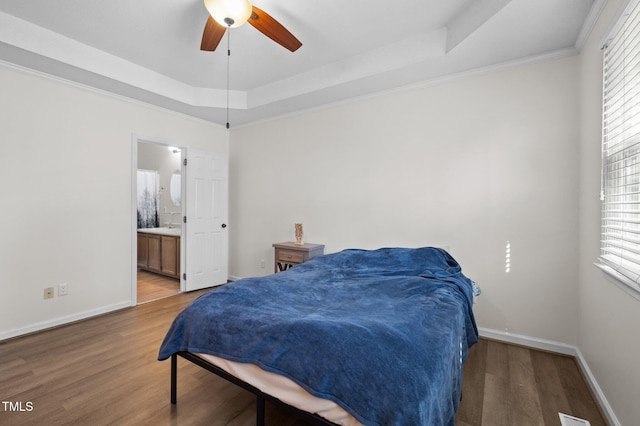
169, 172, 181, 206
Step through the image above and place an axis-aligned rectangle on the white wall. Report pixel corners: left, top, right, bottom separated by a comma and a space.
0, 65, 227, 339
230, 56, 581, 345
579, 0, 640, 424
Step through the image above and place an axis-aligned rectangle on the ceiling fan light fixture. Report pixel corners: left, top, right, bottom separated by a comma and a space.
204, 0, 253, 28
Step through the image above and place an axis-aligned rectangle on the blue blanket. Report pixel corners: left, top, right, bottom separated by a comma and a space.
158, 247, 478, 425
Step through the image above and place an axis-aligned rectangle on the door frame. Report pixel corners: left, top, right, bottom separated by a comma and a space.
130, 134, 186, 306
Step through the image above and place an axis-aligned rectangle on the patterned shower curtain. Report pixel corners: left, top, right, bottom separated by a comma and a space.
137, 170, 159, 229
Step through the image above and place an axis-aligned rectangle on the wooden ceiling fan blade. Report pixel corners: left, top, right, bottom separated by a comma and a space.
201, 16, 226, 51
248, 6, 302, 52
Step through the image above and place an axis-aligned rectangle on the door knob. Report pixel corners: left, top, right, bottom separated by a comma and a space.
221, 223, 227, 228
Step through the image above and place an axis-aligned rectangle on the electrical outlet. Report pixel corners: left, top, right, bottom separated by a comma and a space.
260, 259, 265, 268
44, 287, 54, 299
59, 283, 68, 296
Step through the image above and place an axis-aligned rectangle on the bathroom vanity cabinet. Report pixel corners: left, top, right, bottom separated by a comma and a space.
137, 230, 180, 279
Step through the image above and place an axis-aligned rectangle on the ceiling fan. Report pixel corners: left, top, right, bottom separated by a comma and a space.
201, 0, 302, 52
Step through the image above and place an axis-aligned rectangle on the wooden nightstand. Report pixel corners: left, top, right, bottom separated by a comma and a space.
272, 242, 325, 273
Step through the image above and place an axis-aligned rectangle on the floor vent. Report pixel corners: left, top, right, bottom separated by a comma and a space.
559, 413, 591, 426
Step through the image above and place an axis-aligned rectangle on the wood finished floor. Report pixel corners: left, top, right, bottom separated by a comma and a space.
0, 290, 608, 426
456, 339, 607, 426
137, 269, 181, 304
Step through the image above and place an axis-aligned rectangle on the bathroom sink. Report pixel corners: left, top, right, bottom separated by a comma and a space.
137, 227, 181, 236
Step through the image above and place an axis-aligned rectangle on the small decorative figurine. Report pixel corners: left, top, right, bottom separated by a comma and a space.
294, 223, 303, 245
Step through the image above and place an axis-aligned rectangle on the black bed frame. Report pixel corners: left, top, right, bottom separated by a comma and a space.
171, 352, 339, 426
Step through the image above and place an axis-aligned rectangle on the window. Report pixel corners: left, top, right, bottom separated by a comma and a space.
599, 0, 640, 297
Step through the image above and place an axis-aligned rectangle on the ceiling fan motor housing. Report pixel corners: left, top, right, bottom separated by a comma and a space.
204, 0, 252, 28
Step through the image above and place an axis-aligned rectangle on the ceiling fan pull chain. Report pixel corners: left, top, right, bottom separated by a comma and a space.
226, 28, 231, 129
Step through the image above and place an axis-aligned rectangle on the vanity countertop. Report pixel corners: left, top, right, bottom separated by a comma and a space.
137, 227, 181, 236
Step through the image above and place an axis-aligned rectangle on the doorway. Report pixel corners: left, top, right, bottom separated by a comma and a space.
133, 139, 184, 304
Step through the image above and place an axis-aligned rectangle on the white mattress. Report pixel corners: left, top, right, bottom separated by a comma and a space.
197, 353, 362, 426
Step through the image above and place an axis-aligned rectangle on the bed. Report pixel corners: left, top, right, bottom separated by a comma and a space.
158, 246, 479, 425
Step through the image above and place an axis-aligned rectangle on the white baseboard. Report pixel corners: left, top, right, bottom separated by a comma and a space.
573, 346, 621, 426
0, 301, 132, 341
478, 327, 578, 355
479, 327, 620, 426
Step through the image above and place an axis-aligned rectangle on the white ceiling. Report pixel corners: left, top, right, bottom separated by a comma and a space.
0, 0, 602, 127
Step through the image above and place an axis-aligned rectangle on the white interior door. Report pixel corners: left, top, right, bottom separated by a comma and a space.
184, 149, 228, 291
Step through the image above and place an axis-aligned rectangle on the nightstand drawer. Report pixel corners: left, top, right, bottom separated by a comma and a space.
278, 250, 304, 263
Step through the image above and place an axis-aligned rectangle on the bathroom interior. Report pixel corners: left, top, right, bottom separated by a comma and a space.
136, 141, 183, 303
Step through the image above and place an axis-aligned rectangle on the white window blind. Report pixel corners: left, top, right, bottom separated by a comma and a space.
600, 0, 640, 295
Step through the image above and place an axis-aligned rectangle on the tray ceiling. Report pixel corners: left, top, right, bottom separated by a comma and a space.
0, 0, 602, 126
